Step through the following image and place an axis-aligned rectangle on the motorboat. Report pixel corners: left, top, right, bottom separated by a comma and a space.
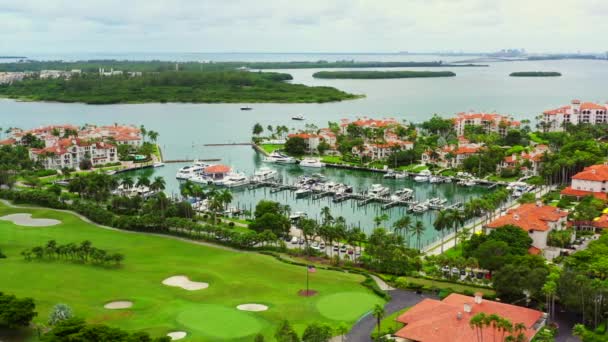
295, 187, 312, 198
290, 211, 307, 220
394, 188, 414, 199
176, 165, 204, 180
384, 170, 405, 179
240, 106, 253, 111
458, 179, 476, 187
414, 169, 432, 182
412, 201, 429, 213
428, 197, 448, 209
367, 184, 390, 198
263, 151, 297, 164
429, 176, 442, 183
252, 167, 278, 182
153, 162, 165, 168
223, 173, 250, 188
292, 115, 305, 121
299, 158, 325, 168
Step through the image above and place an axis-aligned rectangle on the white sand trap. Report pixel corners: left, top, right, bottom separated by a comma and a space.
236, 303, 269, 312
162, 275, 208, 291
167, 331, 187, 340
104, 301, 133, 309
0, 213, 60, 227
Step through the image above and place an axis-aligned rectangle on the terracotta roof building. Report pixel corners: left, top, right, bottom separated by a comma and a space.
454, 112, 520, 137
485, 203, 568, 254
561, 164, 608, 201
541, 99, 608, 132
394, 293, 545, 342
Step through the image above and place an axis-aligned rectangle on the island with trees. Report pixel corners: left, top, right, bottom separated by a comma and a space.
509, 71, 562, 77
313, 70, 456, 79
0, 70, 361, 104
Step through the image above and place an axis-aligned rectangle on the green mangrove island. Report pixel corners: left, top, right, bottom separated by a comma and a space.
312, 70, 456, 79
0, 71, 361, 104
509, 71, 562, 77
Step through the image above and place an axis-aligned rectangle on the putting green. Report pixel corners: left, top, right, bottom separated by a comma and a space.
316, 292, 383, 321
176, 304, 264, 339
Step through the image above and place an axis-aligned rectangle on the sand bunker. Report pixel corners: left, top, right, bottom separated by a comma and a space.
167, 331, 187, 340
236, 304, 269, 312
0, 213, 60, 227
104, 301, 133, 309
162, 276, 208, 291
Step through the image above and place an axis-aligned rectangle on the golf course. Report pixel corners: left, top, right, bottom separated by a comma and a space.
0, 202, 384, 341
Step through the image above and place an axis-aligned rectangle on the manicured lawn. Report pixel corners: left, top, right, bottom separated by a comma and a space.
376, 307, 409, 335
487, 175, 520, 182
396, 164, 428, 172
443, 246, 463, 258
260, 144, 284, 154
0, 203, 384, 341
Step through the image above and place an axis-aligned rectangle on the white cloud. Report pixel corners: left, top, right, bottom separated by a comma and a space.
0, 0, 606, 54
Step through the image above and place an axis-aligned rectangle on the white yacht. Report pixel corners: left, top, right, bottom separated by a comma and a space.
292, 115, 305, 121
299, 158, 325, 168
252, 167, 278, 182
429, 176, 442, 183
367, 184, 390, 198
153, 162, 165, 168
223, 173, 250, 188
412, 201, 429, 213
176, 165, 204, 180
263, 151, 297, 164
190, 174, 212, 184
290, 211, 307, 220
414, 169, 432, 182
458, 179, 477, 187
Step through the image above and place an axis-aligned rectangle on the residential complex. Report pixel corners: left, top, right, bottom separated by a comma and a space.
485, 203, 569, 257
453, 112, 520, 137
561, 164, 608, 200
541, 99, 608, 132
1, 124, 142, 170
497, 144, 549, 176
394, 293, 545, 342
421, 137, 483, 168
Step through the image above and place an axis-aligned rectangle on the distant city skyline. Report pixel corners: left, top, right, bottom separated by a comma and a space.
1, 0, 607, 55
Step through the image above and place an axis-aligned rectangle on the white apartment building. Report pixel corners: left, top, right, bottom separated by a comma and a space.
542, 100, 608, 132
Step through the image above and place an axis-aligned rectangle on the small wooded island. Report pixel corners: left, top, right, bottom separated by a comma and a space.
509, 71, 562, 77
0, 71, 361, 104
312, 70, 456, 79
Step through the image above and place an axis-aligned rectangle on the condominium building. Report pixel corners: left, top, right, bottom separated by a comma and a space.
454, 112, 520, 137
541, 100, 608, 132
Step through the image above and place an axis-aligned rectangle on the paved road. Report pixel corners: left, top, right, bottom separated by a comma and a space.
347, 289, 436, 342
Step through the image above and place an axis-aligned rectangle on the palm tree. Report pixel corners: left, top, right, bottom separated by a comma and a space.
336, 322, 349, 342
139, 125, 147, 142
320, 206, 333, 226
148, 131, 159, 143
208, 195, 224, 225
219, 189, 233, 211
433, 210, 449, 253
150, 176, 166, 192
469, 312, 486, 342
372, 304, 385, 339
393, 216, 412, 247
450, 209, 465, 235
136, 175, 150, 189
373, 214, 389, 227
411, 220, 425, 250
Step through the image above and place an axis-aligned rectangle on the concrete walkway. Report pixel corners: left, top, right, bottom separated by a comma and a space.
370, 275, 394, 291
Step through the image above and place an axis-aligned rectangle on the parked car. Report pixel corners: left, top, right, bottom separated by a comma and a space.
333, 244, 339, 252
340, 245, 347, 253
451, 267, 459, 275
290, 236, 298, 244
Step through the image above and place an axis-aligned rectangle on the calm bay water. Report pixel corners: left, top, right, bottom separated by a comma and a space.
1, 53, 607, 245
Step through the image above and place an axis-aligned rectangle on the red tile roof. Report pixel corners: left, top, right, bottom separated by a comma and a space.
543, 105, 571, 115
528, 246, 542, 255
486, 203, 568, 232
560, 187, 608, 200
580, 102, 607, 111
288, 133, 320, 139
395, 294, 543, 342
0, 138, 16, 145
204, 165, 231, 174
593, 215, 608, 229
455, 146, 480, 155
572, 165, 608, 182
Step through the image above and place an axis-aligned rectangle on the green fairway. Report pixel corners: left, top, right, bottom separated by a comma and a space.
316, 292, 380, 321
0, 202, 384, 341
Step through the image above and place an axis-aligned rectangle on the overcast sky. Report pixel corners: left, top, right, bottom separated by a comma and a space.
1, 0, 607, 54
